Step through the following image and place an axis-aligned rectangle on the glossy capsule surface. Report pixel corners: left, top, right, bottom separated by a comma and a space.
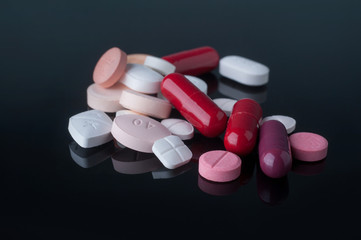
224, 98, 262, 155
161, 73, 227, 138
162, 46, 219, 76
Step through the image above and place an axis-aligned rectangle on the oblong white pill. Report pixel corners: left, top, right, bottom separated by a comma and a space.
212, 98, 237, 117
68, 110, 113, 148
185, 75, 208, 94
144, 56, 176, 75
119, 63, 163, 94
219, 55, 269, 86
261, 115, 296, 134
161, 118, 194, 140
152, 135, 192, 169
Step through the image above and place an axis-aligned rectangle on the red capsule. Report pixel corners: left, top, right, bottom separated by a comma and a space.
161, 73, 228, 138
224, 98, 262, 155
162, 46, 219, 76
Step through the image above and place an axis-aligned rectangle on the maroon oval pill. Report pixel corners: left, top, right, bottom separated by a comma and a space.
258, 120, 292, 178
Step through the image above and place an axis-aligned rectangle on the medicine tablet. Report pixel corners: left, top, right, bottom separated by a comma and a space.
261, 115, 296, 134
119, 63, 163, 94
144, 55, 176, 75
111, 114, 171, 153
87, 82, 128, 113
212, 98, 237, 117
152, 135, 192, 169
185, 75, 208, 94
161, 118, 194, 140
127, 53, 151, 64
119, 89, 172, 119
289, 132, 328, 162
115, 109, 143, 117
93, 47, 127, 88
199, 150, 242, 182
219, 55, 269, 86
68, 110, 113, 148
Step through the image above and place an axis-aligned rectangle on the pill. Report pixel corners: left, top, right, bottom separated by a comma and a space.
152, 135, 192, 169
68, 110, 113, 148
93, 47, 127, 88
112, 148, 162, 174
144, 55, 176, 75
198, 174, 240, 196
161, 73, 228, 138
115, 109, 143, 117
289, 132, 328, 162
119, 89, 172, 119
219, 55, 269, 86
261, 115, 296, 134
162, 46, 219, 76
161, 118, 194, 140
224, 98, 263, 155
212, 98, 237, 117
185, 75, 208, 94
258, 120, 292, 178
69, 141, 116, 168
152, 163, 194, 179
111, 114, 171, 153
127, 53, 151, 64
119, 63, 163, 94
87, 82, 128, 113
199, 150, 242, 182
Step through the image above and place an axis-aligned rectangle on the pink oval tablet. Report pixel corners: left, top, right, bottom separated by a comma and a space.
199, 150, 242, 182
111, 114, 171, 153
93, 47, 127, 88
289, 132, 328, 162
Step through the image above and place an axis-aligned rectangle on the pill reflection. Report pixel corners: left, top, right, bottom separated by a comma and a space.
190, 134, 225, 161
198, 174, 240, 196
218, 76, 267, 103
239, 152, 257, 186
69, 141, 116, 168
111, 148, 163, 174
292, 158, 326, 176
256, 164, 289, 205
152, 162, 194, 179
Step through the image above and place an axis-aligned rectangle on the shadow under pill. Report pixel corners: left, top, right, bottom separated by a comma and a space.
197, 72, 219, 95
292, 158, 326, 176
198, 174, 240, 196
152, 161, 195, 179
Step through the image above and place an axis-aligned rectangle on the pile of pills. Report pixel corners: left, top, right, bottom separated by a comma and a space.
68, 46, 328, 183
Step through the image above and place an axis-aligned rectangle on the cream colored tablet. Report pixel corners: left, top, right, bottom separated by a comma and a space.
115, 109, 143, 117
144, 55, 176, 75
127, 54, 151, 64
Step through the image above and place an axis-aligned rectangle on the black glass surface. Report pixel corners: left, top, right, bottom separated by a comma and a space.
1, 1, 361, 239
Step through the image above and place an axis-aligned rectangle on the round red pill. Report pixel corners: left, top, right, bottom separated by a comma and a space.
162, 46, 219, 76
224, 98, 262, 155
161, 73, 228, 138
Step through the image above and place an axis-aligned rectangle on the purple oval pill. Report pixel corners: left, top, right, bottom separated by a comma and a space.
258, 120, 292, 178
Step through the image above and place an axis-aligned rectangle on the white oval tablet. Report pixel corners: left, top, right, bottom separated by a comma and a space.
152, 135, 192, 169
212, 98, 237, 117
261, 115, 296, 134
119, 63, 163, 94
115, 109, 143, 117
144, 56, 176, 75
68, 110, 113, 148
161, 118, 194, 140
219, 55, 269, 86
185, 75, 208, 94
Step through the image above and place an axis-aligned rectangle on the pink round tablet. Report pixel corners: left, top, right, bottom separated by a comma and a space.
289, 132, 328, 162
93, 47, 127, 88
199, 150, 242, 182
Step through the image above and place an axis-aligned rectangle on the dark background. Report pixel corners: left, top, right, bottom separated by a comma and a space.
1, 0, 361, 239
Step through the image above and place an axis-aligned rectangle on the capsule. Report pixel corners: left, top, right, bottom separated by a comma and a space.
258, 120, 292, 178
161, 73, 228, 138
224, 98, 262, 155
162, 46, 219, 76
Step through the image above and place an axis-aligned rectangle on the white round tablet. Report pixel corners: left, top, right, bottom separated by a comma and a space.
161, 118, 194, 140
144, 56, 176, 75
185, 75, 208, 94
261, 115, 296, 134
212, 98, 237, 116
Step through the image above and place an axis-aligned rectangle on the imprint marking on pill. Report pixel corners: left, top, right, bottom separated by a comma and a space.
133, 119, 143, 126
209, 151, 229, 168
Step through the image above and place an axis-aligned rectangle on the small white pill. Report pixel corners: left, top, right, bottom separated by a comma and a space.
219, 55, 269, 86
144, 55, 176, 75
161, 118, 194, 140
261, 115, 296, 134
68, 110, 113, 148
185, 75, 208, 94
212, 98, 237, 117
152, 135, 192, 169
119, 63, 163, 94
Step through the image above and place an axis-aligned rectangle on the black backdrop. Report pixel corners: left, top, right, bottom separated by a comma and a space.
1, 0, 361, 239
